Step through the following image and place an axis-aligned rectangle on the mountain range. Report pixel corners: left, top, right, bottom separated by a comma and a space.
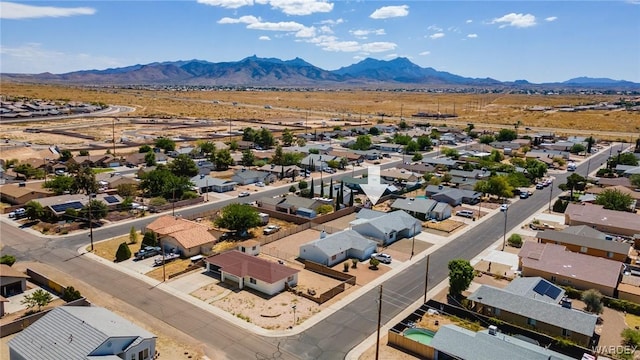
2, 56, 638, 89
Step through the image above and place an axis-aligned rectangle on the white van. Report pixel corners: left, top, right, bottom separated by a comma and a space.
567, 163, 577, 171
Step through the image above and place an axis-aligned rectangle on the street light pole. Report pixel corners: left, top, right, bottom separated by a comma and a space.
411, 223, 416, 259
501, 208, 508, 251
88, 193, 96, 252
423, 254, 430, 303
292, 304, 297, 327
112, 118, 117, 156
375, 285, 382, 360
548, 184, 553, 212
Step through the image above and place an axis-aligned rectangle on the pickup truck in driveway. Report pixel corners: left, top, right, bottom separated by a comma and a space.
263, 225, 281, 235
134, 246, 161, 260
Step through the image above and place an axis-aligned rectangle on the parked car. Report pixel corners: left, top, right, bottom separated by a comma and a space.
8, 208, 26, 219
263, 225, 281, 235
455, 209, 474, 218
371, 253, 392, 264
519, 192, 530, 199
238, 191, 250, 197
536, 183, 544, 190
134, 246, 161, 260
255, 182, 265, 187
500, 204, 508, 212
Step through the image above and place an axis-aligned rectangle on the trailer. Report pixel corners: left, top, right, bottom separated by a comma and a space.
154, 253, 180, 266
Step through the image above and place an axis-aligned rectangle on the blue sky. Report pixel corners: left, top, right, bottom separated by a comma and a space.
1, 1, 639, 83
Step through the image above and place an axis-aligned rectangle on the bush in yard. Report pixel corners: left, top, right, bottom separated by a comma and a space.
129, 226, 138, 244
316, 204, 333, 215
115, 242, 132, 262
343, 262, 350, 272
142, 231, 158, 247
581, 289, 604, 314
21, 289, 53, 312
622, 328, 640, 347
369, 258, 380, 270
0, 254, 16, 266
149, 197, 167, 207
289, 185, 296, 193
507, 234, 523, 248
351, 258, 358, 269
552, 199, 568, 213
62, 286, 82, 302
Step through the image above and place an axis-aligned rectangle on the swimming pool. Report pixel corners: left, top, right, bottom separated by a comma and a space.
403, 328, 435, 345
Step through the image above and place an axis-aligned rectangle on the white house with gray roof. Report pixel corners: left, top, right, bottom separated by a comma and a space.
299, 230, 377, 267
8, 305, 156, 360
429, 324, 575, 360
390, 197, 451, 221
190, 174, 237, 193
231, 169, 276, 185
350, 210, 422, 245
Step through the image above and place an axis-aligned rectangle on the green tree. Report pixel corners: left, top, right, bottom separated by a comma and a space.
317, 204, 333, 215
44, 175, 75, 195
272, 145, 284, 165
369, 127, 380, 136
412, 153, 423, 162
585, 137, 596, 154
298, 180, 308, 190
487, 175, 514, 199
570, 143, 586, 154
129, 226, 138, 244
350, 135, 372, 150
525, 159, 548, 182
198, 140, 216, 156
282, 128, 295, 146
630, 174, 640, 188
553, 199, 569, 213
61, 286, 82, 302
393, 133, 412, 145
115, 242, 132, 262
229, 140, 239, 151
479, 134, 495, 144
168, 154, 199, 177
117, 183, 138, 198
448, 259, 474, 298
581, 289, 604, 314
559, 173, 586, 199
369, 257, 380, 269
140, 166, 193, 199
21, 289, 53, 312
59, 149, 73, 161
79, 149, 89, 156
80, 199, 108, 221
0, 254, 16, 266
417, 135, 433, 150
496, 128, 517, 142
214, 149, 234, 170
72, 166, 98, 195
144, 151, 156, 166
142, 231, 158, 247
14, 163, 39, 179
214, 204, 261, 236
405, 140, 419, 154
296, 138, 306, 147
139, 144, 152, 153
441, 147, 459, 159
154, 137, 176, 152
256, 128, 275, 149
507, 233, 523, 248
242, 127, 257, 142
622, 329, 640, 347
489, 149, 504, 162
595, 188, 633, 211
308, 178, 315, 198
24, 200, 44, 221
398, 120, 409, 130
241, 149, 255, 167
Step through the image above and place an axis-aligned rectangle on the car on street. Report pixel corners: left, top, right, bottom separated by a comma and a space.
520, 192, 530, 199
263, 225, 281, 235
500, 204, 508, 212
455, 209, 475, 218
536, 183, 544, 190
371, 253, 392, 264
238, 191, 250, 197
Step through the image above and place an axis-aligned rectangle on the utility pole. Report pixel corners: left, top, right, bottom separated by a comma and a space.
88, 193, 96, 252
375, 285, 383, 360
161, 238, 166, 282
548, 185, 553, 212
112, 118, 116, 156
411, 223, 416, 259
423, 254, 430, 303
172, 188, 176, 217
502, 208, 508, 251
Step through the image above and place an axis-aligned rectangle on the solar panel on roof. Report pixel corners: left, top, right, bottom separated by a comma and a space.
104, 196, 119, 204
545, 285, 562, 300
50, 201, 84, 213
532, 280, 551, 296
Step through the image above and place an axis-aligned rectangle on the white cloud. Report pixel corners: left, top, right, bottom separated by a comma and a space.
361, 42, 396, 53
545, 16, 558, 22
350, 28, 386, 39
429, 32, 445, 39
0, 2, 95, 19
295, 26, 317, 38
259, 35, 271, 40
217, 15, 260, 24
491, 13, 537, 28
197, 0, 254, 9
247, 20, 307, 31
319, 25, 333, 34
385, 53, 398, 59
306, 35, 396, 53
427, 25, 443, 32
466, 19, 473, 24
320, 18, 343, 25
467, 33, 478, 38
370, 5, 409, 19
0, 43, 120, 73
267, 0, 333, 15
419, 51, 431, 56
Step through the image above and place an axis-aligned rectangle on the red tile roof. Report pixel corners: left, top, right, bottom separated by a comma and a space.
205, 250, 298, 284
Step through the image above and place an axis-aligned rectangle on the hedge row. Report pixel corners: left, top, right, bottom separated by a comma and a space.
563, 286, 640, 316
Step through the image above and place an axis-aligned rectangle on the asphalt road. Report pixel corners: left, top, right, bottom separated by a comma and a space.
0, 143, 627, 359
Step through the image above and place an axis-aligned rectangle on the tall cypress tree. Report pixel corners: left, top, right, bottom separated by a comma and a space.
309, 178, 315, 198
320, 179, 325, 198
329, 178, 334, 199
349, 189, 354, 206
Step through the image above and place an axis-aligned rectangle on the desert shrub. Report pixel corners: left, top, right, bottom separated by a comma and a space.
115, 242, 131, 262
289, 185, 296, 193
61, 286, 82, 302
507, 234, 523, 248
0, 254, 16, 266
622, 329, 640, 347
181, 191, 198, 200
142, 231, 158, 247
552, 199, 568, 213
369, 258, 380, 269
316, 204, 333, 215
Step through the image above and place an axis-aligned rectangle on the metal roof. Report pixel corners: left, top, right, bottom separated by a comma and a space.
300, 230, 377, 257
537, 229, 630, 255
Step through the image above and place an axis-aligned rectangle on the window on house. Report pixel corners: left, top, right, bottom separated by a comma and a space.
287, 276, 294, 282
138, 350, 143, 360
607, 252, 614, 258
240, 246, 246, 252
562, 329, 572, 337
331, 255, 337, 261
252, 246, 257, 251
495, 308, 501, 316
551, 276, 557, 282
580, 246, 587, 253
249, 277, 256, 284
131, 355, 135, 360
527, 318, 536, 327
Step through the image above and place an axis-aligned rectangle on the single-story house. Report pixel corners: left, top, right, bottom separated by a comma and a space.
351, 209, 422, 246
380, 169, 420, 183
526, 149, 570, 160
0, 264, 29, 298
428, 324, 574, 360
468, 281, 597, 347
257, 164, 301, 179
36, 193, 124, 217
327, 150, 364, 164
8, 305, 157, 360
390, 197, 452, 221
257, 194, 323, 214
67, 154, 121, 168
299, 154, 337, 169
146, 215, 217, 257
351, 149, 382, 161
425, 185, 481, 206
167, 146, 198, 158
585, 185, 640, 209
375, 143, 404, 153
421, 157, 459, 169
537, 226, 630, 262
299, 230, 377, 267
237, 140, 255, 150
205, 250, 298, 296
519, 242, 623, 297
96, 173, 138, 189
396, 162, 435, 175
0, 182, 53, 205
232, 169, 276, 185
124, 151, 167, 166
190, 174, 236, 193
564, 203, 640, 237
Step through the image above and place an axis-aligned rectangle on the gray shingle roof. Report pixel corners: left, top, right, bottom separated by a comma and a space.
429, 324, 575, 360
503, 277, 565, 303
390, 198, 437, 214
354, 210, 421, 234
561, 225, 606, 239
468, 285, 597, 336
537, 229, 630, 255
302, 230, 376, 256
8, 306, 155, 360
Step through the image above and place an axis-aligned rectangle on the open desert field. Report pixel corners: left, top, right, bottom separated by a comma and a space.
2, 82, 639, 147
